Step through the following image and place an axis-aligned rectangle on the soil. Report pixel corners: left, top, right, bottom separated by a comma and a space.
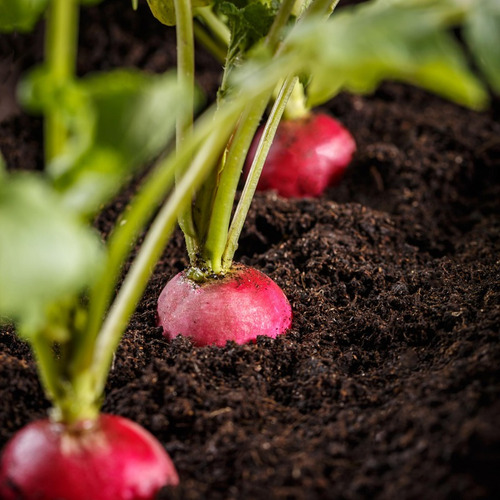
1, 1, 499, 499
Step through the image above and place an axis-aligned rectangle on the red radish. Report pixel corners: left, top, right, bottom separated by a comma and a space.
157, 264, 292, 346
0, 414, 178, 500
246, 112, 356, 198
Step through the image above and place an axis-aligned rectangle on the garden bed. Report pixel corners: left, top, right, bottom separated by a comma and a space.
1, 1, 499, 498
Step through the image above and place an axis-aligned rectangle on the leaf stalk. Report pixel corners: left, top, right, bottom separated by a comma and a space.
44, 0, 79, 162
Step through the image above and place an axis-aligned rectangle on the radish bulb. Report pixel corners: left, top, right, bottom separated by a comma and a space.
246, 112, 356, 198
0, 415, 179, 500
157, 264, 292, 346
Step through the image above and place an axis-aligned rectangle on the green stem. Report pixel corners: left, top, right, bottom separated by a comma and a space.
201, 0, 297, 274
32, 326, 98, 424
44, 0, 79, 163
91, 117, 239, 396
174, 0, 195, 146
191, 149, 221, 253
283, 79, 310, 120
31, 336, 62, 405
203, 91, 270, 273
71, 156, 178, 377
218, 38, 242, 105
193, 19, 238, 249
222, 76, 297, 267
303, 0, 340, 19
56, 371, 99, 425
174, 0, 199, 263
195, 6, 230, 48
193, 22, 227, 63
266, 0, 297, 51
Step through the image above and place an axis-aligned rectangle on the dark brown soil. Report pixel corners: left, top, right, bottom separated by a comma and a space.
1, 1, 499, 499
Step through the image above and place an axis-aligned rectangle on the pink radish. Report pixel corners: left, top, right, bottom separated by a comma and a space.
157, 264, 292, 346
246, 112, 356, 198
0, 414, 178, 500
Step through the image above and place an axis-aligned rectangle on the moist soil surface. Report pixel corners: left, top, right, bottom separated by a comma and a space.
1, 1, 499, 499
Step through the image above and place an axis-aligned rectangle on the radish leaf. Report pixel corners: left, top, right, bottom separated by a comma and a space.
216, 0, 278, 53
0, 0, 48, 32
463, 0, 500, 94
82, 70, 185, 168
0, 175, 103, 332
146, 0, 210, 26
287, 1, 488, 109
20, 69, 188, 215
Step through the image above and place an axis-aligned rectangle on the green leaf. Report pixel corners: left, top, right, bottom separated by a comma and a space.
83, 70, 183, 170
53, 70, 188, 214
50, 148, 124, 214
216, 0, 278, 53
20, 68, 188, 215
287, 1, 488, 109
463, 0, 500, 94
0, 174, 104, 333
147, 0, 210, 26
0, 0, 48, 32
231, 0, 489, 110
146, 0, 176, 25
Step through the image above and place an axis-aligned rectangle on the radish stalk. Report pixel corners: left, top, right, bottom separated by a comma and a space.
174, 0, 199, 263
223, 75, 298, 268
44, 0, 78, 162
193, 22, 227, 62
195, 6, 230, 50
202, 90, 272, 274
185, 0, 299, 275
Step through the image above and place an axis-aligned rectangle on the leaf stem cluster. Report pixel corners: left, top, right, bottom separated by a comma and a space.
174, 0, 337, 276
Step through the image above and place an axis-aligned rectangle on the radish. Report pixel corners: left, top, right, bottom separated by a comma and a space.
157, 264, 292, 346
149, 0, 296, 347
0, 414, 178, 500
246, 112, 356, 198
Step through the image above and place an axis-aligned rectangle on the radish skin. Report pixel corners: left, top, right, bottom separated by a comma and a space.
157, 264, 292, 346
0, 414, 178, 500
246, 112, 356, 198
